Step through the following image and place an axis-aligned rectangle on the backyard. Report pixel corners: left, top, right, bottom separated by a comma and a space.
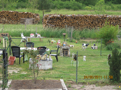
0, 27, 121, 89
0, 9, 121, 89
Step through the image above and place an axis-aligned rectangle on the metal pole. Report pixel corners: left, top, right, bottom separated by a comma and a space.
2, 49, 5, 90
100, 39, 102, 56
76, 51, 78, 83
2, 38, 8, 90
9, 37, 11, 55
4, 53, 8, 90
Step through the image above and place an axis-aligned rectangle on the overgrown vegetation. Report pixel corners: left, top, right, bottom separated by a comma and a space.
0, 0, 121, 11
106, 43, 120, 50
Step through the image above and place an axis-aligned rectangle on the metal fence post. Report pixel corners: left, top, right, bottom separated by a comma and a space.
2, 38, 8, 90
100, 39, 102, 56
9, 37, 11, 55
2, 49, 8, 90
76, 51, 78, 83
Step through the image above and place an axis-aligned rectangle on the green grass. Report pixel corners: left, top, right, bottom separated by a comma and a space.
0, 8, 121, 86
45, 9, 121, 15
0, 37, 121, 86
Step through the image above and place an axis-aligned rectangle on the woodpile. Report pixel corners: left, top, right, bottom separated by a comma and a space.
0, 11, 40, 24
43, 14, 121, 29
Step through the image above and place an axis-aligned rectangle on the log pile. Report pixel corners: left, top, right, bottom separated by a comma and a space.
43, 14, 121, 29
0, 11, 40, 24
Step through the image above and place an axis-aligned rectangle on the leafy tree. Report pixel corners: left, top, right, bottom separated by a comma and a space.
37, 0, 52, 16
0, 0, 9, 10
105, 0, 121, 4
28, 0, 38, 13
94, 0, 105, 14
98, 22, 119, 45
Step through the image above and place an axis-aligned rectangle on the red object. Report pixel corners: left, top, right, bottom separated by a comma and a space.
8, 56, 16, 65
76, 41, 77, 43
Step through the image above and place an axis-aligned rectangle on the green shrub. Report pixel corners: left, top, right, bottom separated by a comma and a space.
98, 22, 119, 45
108, 48, 121, 82
16, 2, 28, 9
106, 43, 120, 50
52, 1, 83, 10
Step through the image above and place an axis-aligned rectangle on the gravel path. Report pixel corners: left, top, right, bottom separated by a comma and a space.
68, 84, 120, 90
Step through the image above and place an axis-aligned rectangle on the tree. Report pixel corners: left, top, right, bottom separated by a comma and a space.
28, 0, 38, 13
94, 0, 105, 14
37, 0, 52, 16
23, 49, 39, 84
108, 48, 121, 82
0, 0, 9, 10
98, 22, 119, 45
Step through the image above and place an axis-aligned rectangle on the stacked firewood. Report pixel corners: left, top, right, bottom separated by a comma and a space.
0, 11, 40, 24
43, 14, 121, 29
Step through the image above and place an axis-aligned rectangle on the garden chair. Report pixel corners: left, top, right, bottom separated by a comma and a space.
37, 46, 47, 55
11, 46, 24, 64
26, 42, 34, 47
50, 46, 59, 62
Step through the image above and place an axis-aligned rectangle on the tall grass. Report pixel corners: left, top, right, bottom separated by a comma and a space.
0, 24, 100, 39
41, 27, 67, 38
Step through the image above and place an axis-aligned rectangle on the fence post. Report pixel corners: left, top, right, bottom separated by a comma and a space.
100, 39, 102, 56
76, 51, 78, 84
9, 37, 11, 55
71, 26, 73, 42
2, 48, 8, 90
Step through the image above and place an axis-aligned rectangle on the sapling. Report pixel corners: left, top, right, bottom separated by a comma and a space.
23, 49, 39, 84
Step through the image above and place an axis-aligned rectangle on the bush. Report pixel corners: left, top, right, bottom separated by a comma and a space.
16, 2, 28, 9
52, 1, 83, 10
108, 48, 121, 82
98, 22, 119, 45
106, 43, 120, 50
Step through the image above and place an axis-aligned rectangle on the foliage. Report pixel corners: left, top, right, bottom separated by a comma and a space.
0, 0, 121, 11
98, 22, 119, 45
51, 0, 84, 10
28, 0, 38, 13
80, 0, 98, 6
108, 48, 121, 82
105, 0, 121, 4
94, 0, 105, 14
37, 0, 52, 10
16, 1, 28, 9
106, 43, 120, 50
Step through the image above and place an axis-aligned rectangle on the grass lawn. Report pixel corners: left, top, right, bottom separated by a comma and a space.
0, 8, 121, 86
0, 36, 121, 86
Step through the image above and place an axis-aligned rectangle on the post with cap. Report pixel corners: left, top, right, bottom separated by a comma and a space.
63, 33, 66, 42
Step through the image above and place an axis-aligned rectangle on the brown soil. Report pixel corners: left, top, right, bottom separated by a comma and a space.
8, 80, 63, 89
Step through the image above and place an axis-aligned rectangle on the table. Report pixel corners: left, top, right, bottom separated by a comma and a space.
20, 47, 37, 51
20, 47, 50, 62
20, 47, 50, 51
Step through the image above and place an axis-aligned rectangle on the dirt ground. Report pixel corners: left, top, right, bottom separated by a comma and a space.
8, 80, 63, 89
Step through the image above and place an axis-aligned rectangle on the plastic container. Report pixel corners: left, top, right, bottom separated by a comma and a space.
8, 56, 16, 65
